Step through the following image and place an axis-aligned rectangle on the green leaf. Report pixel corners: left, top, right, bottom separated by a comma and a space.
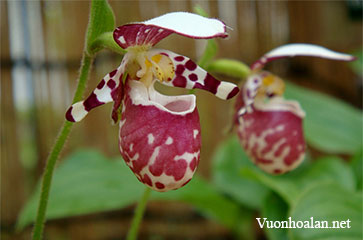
241, 156, 356, 206
212, 136, 269, 209
152, 176, 250, 235
288, 183, 362, 240
86, 0, 115, 55
350, 148, 363, 191
284, 81, 362, 154
17, 150, 141, 230
261, 192, 289, 240
17, 149, 246, 233
207, 59, 251, 79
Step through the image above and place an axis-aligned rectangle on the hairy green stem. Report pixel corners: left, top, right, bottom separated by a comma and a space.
126, 187, 152, 240
31, 54, 93, 240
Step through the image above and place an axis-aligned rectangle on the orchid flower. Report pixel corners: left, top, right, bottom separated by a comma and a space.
65, 12, 239, 191
236, 44, 355, 174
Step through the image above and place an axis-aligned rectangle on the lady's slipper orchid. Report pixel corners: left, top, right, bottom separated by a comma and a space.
236, 44, 355, 174
66, 12, 239, 191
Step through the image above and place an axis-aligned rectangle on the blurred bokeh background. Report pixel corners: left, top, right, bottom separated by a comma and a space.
1, 0, 362, 239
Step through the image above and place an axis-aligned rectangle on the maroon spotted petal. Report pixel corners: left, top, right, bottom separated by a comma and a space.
148, 49, 239, 100
236, 96, 306, 174
119, 80, 201, 191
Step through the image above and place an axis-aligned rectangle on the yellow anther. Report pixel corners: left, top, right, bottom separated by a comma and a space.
257, 72, 285, 99
151, 54, 162, 63
147, 54, 175, 82
262, 75, 275, 86
145, 58, 152, 68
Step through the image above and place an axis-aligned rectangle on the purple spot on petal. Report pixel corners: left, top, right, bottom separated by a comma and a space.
107, 79, 116, 89
188, 73, 198, 81
65, 107, 75, 122
226, 87, 240, 99
175, 65, 185, 75
185, 60, 197, 71
254, 78, 259, 84
97, 79, 105, 89
196, 74, 220, 94
84, 92, 103, 111
109, 69, 117, 78
174, 56, 185, 62
173, 76, 187, 88
267, 92, 275, 98
246, 89, 251, 98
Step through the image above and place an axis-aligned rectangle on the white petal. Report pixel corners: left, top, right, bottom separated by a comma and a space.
251, 43, 356, 70
144, 12, 227, 39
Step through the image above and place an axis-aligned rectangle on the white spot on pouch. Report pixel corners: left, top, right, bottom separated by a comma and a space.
193, 129, 199, 139
276, 124, 285, 131
165, 137, 173, 145
119, 36, 126, 44
148, 134, 154, 144
174, 151, 200, 163
149, 146, 160, 165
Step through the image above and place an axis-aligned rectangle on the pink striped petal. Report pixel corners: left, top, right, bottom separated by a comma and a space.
251, 44, 356, 70
65, 56, 129, 123
236, 97, 306, 174
114, 12, 227, 49
149, 49, 239, 100
119, 80, 201, 191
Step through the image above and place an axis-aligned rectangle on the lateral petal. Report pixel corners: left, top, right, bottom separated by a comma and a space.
65, 56, 129, 122
251, 43, 356, 70
148, 49, 239, 100
114, 12, 227, 49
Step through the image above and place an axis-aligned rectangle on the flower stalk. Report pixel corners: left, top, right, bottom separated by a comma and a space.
32, 0, 117, 237
31, 54, 93, 240
126, 187, 152, 240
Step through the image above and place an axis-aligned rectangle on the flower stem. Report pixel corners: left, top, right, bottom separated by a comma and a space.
31, 54, 93, 240
126, 187, 152, 240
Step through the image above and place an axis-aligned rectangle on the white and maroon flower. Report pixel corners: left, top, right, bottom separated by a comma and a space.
66, 12, 239, 191
236, 44, 355, 174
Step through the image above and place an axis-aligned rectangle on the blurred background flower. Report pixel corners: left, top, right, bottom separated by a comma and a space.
2, 1, 362, 239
